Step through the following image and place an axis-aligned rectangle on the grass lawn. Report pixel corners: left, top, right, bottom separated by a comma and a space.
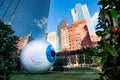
10, 71, 99, 80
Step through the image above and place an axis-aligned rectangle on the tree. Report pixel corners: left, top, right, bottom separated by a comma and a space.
95, 0, 120, 80
0, 21, 18, 80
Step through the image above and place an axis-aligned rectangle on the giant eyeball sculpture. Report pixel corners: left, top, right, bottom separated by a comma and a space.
20, 39, 56, 73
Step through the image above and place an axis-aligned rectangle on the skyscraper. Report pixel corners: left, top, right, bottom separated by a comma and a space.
0, 0, 50, 39
71, 3, 96, 36
71, 3, 84, 22
0, 0, 21, 24
57, 18, 68, 52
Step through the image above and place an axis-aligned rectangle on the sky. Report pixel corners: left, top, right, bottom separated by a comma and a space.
48, 0, 100, 32
0, 0, 100, 39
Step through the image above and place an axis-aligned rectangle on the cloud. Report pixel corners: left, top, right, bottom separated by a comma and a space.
91, 12, 99, 27
34, 17, 48, 29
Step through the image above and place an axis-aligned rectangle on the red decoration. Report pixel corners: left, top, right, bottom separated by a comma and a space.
112, 27, 120, 45
112, 27, 120, 33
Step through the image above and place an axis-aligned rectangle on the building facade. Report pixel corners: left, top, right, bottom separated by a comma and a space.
61, 20, 92, 52
17, 33, 33, 53
61, 26, 70, 51
71, 3, 96, 36
46, 32, 58, 52
57, 18, 68, 52
90, 35, 101, 47
71, 3, 84, 22
0, 0, 21, 24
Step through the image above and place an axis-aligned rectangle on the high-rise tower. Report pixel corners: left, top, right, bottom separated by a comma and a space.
0, 0, 21, 24
71, 3, 96, 36
71, 3, 84, 22
57, 18, 68, 52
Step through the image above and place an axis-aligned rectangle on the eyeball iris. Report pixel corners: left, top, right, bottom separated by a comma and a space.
46, 45, 56, 62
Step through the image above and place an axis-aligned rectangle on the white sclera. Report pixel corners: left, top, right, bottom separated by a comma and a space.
20, 40, 56, 73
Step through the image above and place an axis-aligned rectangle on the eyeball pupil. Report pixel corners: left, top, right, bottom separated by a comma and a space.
51, 50, 55, 57
46, 45, 56, 62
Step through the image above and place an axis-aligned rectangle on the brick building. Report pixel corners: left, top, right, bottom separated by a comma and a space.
60, 19, 101, 67
90, 35, 101, 47
17, 33, 33, 53
61, 20, 92, 52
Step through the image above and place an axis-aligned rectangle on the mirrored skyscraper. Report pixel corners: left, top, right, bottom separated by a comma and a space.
0, 0, 50, 39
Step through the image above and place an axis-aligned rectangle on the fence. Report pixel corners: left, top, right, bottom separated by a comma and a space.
52, 49, 99, 71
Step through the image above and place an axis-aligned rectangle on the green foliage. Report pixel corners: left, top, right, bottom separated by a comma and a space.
0, 21, 18, 80
104, 43, 118, 57
53, 58, 65, 71
95, 0, 120, 80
